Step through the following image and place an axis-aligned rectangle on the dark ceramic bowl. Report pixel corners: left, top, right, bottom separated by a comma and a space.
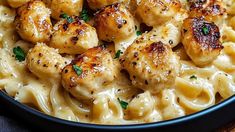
0, 90, 235, 132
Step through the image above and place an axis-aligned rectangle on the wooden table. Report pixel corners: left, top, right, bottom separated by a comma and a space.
217, 121, 235, 132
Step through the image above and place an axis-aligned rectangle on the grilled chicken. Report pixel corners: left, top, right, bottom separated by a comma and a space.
136, 0, 181, 27
14, 0, 52, 43
49, 17, 98, 54
87, 0, 125, 10
48, 0, 83, 20
121, 39, 180, 94
94, 3, 135, 42
61, 46, 117, 101
7, 0, 30, 8
26, 43, 66, 81
182, 17, 223, 66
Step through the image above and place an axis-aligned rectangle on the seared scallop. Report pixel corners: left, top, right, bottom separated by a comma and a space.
94, 3, 135, 42
121, 40, 180, 94
14, 0, 52, 43
61, 46, 117, 101
7, 0, 30, 8
136, 0, 181, 27
182, 17, 223, 66
49, 17, 98, 54
26, 43, 66, 81
87, 0, 125, 10
49, 0, 83, 20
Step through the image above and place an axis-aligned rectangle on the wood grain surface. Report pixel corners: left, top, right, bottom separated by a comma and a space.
217, 121, 235, 132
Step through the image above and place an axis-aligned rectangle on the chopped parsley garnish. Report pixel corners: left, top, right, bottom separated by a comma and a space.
60, 13, 74, 23
80, 9, 90, 22
13, 46, 26, 62
136, 31, 142, 36
73, 65, 82, 76
190, 75, 197, 80
114, 50, 123, 59
118, 98, 128, 109
202, 25, 209, 35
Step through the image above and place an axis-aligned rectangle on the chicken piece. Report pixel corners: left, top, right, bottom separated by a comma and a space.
87, 0, 125, 10
49, 0, 83, 20
188, 0, 226, 25
49, 17, 98, 54
94, 3, 135, 42
182, 17, 223, 66
136, 0, 181, 27
26, 43, 67, 81
188, 0, 208, 9
14, 0, 52, 43
7, 0, 30, 8
61, 46, 117, 101
121, 40, 180, 94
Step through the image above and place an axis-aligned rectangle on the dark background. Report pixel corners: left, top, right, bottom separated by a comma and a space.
0, 104, 32, 132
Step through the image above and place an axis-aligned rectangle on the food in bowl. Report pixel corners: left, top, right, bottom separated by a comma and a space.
0, 0, 235, 124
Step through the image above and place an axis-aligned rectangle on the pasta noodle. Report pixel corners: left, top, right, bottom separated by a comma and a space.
0, 0, 235, 125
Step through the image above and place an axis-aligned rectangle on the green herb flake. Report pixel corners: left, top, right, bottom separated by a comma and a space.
80, 9, 90, 22
60, 13, 74, 23
114, 50, 123, 59
202, 25, 209, 35
136, 31, 142, 36
73, 65, 83, 76
118, 98, 128, 109
190, 75, 197, 80
13, 46, 26, 62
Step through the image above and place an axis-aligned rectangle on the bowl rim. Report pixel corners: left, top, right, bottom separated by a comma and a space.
0, 90, 235, 130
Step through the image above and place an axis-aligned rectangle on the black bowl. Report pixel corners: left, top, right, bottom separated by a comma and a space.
0, 90, 235, 132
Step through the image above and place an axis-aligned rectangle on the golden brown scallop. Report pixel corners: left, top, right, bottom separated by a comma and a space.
121, 39, 180, 94
49, 0, 83, 20
87, 0, 125, 10
14, 0, 52, 43
26, 43, 66, 81
94, 3, 135, 42
7, 0, 30, 8
49, 17, 98, 54
182, 17, 223, 66
136, 0, 181, 27
61, 46, 117, 101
